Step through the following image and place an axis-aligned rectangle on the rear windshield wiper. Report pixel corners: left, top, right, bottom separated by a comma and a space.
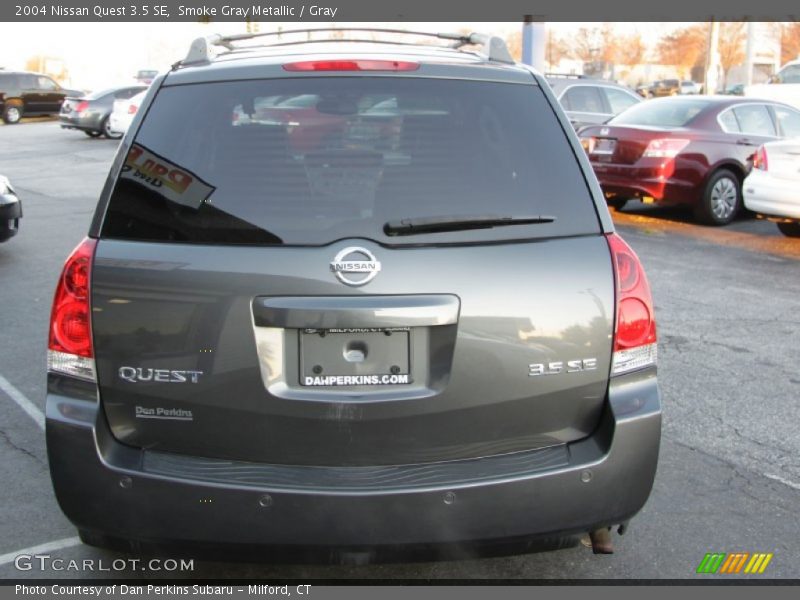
384, 214, 556, 236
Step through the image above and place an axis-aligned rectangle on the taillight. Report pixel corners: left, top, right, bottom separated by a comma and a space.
283, 60, 419, 72
580, 137, 596, 153
753, 145, 769, 171
47, 237, 97, 382
642, 138, 690, 158
607, 233, 657, 376
127, 103, 138, 115
74, 101, 89, 113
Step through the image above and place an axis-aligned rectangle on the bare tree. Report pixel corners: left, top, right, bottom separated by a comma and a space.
505, 30, 522, 62
570, 27, 602, 63
547, 31, 572, 66
782, 22, 800, 65
657, 24, 707, 78
617, 33, 646, 66
598, 24, 623, 65
718, 22, 746, 87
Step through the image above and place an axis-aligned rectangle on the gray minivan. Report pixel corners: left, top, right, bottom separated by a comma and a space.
46, 30, 661, 559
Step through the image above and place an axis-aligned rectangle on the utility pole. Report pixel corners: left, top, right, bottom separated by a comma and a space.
705, 21, 721, 94
521, 15, 546, 71
744, 21, 755, 86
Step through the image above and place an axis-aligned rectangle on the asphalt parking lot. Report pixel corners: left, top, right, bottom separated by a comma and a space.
0, 119, 798, 580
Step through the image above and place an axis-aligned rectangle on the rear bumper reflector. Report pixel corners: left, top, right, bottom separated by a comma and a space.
47, 350, 96, 382
612, 343, 657, 376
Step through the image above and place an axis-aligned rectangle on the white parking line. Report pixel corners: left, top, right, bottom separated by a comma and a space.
0, 374, 44, 430
765, 472, 800, 491
0, 537, 82, 567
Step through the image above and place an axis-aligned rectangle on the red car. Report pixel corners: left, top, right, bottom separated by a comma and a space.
579, 96, 800, 224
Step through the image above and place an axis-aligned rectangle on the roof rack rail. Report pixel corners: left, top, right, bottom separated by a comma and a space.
544, 73, 589, 79
178, 28, 515, 68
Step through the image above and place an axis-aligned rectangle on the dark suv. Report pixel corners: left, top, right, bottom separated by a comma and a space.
650, 79, 681, 98
46, 30, 661, 558
0, 70, 83, 124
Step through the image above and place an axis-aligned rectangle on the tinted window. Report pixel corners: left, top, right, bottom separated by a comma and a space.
733, 105, 776, 136
611, 98, 710, 127
36, 76, 57, 91
0, 73, 20, 88
18, 74, 37, 88
777, 64, 800, 84
114, 87, 146, 100
718, 109, 740, 133
604, 88, 639, 115
101, 78, 598, 246
562, 86, 606, 113
773, 105, 800, 138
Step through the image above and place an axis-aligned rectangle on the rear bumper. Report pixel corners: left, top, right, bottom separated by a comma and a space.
59, 112, 104, 131
108, 113, 128, 134
592, 161, 698, 205
46, 370, 661, 549
743, 171, 800, 220
0, 193, 22, 242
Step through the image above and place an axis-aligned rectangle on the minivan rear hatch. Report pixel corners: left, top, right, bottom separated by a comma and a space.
91, 71, 615, 466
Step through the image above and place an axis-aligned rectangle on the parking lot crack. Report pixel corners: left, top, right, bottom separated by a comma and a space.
0, 429, 45, 468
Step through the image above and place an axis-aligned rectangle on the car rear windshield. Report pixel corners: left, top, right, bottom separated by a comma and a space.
610, 98, 711, 127
100, 76, 600, 246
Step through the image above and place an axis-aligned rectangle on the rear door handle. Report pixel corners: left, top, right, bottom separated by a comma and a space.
253, 295, 461, 329
736, 138, 755, 146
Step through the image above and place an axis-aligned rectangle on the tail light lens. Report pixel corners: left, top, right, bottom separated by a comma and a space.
74, 101, 89, 113
753, 145, 769, 171
127, 103, 138, 115
607, 233, 657, 375
47, 238, 97, 382
283, 60, 419, 72
642, 138, 690, 158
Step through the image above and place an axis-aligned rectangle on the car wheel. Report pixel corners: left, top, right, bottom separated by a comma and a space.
102, 116, 122, 139
608, 198, 628, 211
777, 222, 800, 238
2, 103, 22, 124
694, 169, 741, 225
84, 130, 102, 138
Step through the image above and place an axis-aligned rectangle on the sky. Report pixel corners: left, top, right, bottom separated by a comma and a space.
0, 21, 687, 90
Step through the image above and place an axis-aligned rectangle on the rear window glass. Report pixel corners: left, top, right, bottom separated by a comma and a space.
101, 77, 599, 246
611, 98, 710, 127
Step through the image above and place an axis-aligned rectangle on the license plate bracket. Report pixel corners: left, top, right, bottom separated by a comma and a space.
593, 138, 616, 155
300, 328, 410, 386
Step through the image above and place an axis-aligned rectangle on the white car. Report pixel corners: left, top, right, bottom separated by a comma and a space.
743, 139, 800, 237
108, 90, 147, 135
680, 81, 701, 95
745, 60, 800, 111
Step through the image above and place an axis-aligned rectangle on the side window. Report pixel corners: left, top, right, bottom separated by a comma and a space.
604, 88, 639, 115
733, 105, 776, 137
772, 105, 800, 138
718, 109, 740, 133
777, 64, 800, 84
36, 76, 58, 91
562, 86, 606, 114
19, 74, 37, 89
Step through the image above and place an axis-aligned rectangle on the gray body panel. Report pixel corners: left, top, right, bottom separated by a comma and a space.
92, 236, 615, 466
